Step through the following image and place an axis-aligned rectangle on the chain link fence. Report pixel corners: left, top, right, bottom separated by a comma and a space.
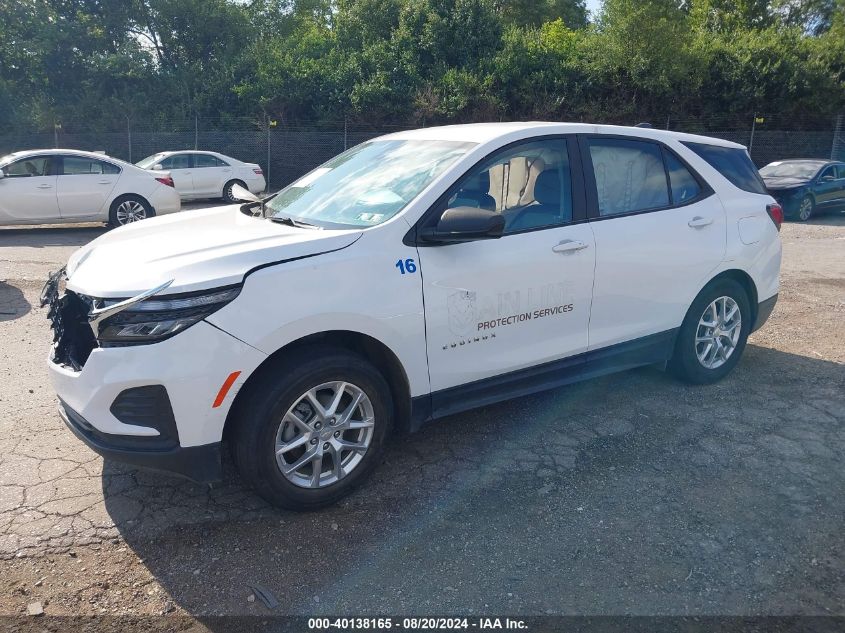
1, 115, 842, 191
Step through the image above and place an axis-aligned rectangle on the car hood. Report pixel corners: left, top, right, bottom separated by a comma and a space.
763, 176, 811, 190
65, 205, 362, 298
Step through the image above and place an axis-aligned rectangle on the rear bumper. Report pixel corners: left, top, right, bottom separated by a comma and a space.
59, 399, 222, 483
752, 294, 778, 333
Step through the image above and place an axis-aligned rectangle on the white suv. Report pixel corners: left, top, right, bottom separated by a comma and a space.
43, 123, 782, 509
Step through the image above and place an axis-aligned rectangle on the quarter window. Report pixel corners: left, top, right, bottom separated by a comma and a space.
682, 142, 767, 194
445, 139, 574, 233
665, 152, 701, 203
587, 138, 669, 216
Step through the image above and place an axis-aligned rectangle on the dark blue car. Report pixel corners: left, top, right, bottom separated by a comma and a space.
760, 159, 845, 221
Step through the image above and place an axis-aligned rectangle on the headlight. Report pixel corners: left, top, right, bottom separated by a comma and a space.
94, 286, 240, 344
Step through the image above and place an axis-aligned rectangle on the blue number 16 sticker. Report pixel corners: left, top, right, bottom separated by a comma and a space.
395, 258, 417, 275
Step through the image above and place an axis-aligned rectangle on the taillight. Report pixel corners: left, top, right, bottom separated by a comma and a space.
766, 202, 783, 231
253, 168, 263, 175
155, 176, 175, 188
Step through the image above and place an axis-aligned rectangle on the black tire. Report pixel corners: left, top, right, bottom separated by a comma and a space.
108, 195, 154, 227
669, 278, 751, 385
796, 195, 814, 222
230, 346, 393, 510
222, 179, 247, 203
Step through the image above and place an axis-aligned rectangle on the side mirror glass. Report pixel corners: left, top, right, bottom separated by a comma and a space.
419, 206, 505, 244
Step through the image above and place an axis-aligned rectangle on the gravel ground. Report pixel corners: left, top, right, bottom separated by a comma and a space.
0, 206, 842, 622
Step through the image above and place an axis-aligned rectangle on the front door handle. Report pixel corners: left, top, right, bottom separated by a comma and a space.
36, 184, 53, 189
552, 239, 589, 254
97, 180, 111, 184
688, 216, 713, 228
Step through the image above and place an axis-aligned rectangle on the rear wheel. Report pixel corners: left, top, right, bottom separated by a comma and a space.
796, 195, 814, 222
669, 279, 751, 384
109, 195, 154, 227
222, 179, 247, 203
230, 346, 392, 510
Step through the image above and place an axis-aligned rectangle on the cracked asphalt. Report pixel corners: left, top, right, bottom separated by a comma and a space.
0, 206, 842, 621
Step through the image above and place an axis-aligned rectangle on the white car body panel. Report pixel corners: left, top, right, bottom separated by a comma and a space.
44, 122, 781, 476
0, 149, 181, 225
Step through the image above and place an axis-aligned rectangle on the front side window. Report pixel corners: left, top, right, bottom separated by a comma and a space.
5, 156, 52, 177
683, 142, 767, 194
62, 156, 120, 175
443, 139, 573, 233
588, 138, 669, 216
265, 140, 474, 229
160, 154, 191, 170
818, 166, 836, 182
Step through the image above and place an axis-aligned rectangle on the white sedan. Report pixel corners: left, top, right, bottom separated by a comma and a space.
0, 149, 181, 227
135, 151, 266, 202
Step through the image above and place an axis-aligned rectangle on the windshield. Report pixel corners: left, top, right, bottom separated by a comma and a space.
265, 139, 475, 228
760, 162, 823, 179
135, 153, 166, 169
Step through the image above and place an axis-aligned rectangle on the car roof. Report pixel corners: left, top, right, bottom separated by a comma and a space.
380, 122, 747, 149
2, 148, 118, 160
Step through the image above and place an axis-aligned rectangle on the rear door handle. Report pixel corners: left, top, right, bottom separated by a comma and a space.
688, 216, 713, 228
97, 180, 111, 184
552, 239, 589, 253
36, 184, 53, 189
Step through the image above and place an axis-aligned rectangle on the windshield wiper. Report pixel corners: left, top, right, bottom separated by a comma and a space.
269, 215, 320, 229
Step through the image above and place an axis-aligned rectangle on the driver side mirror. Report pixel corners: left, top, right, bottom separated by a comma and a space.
152, 164, 164, 171
419, 206, 505, 244
0, 169, 5, 180
820, 173, 835, 182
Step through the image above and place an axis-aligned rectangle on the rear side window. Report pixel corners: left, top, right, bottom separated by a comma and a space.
62, 156, 120, 175
587, 138, 669, 216
683, 142, 766, 194
194, 154, 225, 168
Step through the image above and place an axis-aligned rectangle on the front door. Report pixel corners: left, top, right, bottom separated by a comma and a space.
815, 165, 844, 209
56, 155, 120, 219
415, 137, 596, 409
0, 155, 60, 223
581, 135, 726, 350
191, 153, 226, 197
159, 153, 193, 196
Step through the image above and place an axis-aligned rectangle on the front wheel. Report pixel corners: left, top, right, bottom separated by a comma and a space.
669, 279, 751, 384
230, 347, 392, 510
796, 195, 814, 222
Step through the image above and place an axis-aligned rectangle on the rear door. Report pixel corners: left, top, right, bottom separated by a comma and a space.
0, 155, 60, 223
56, 155, 120, 219
581, 135, 726, 350
191, 153, 227, 197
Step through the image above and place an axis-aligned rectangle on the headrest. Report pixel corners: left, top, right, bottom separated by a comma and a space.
534, 170, 560, 205
462, 170, 490, 193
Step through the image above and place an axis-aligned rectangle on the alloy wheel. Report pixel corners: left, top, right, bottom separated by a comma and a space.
798, 197, 813, 221
274, 381, 375, 489
115, 200, 147, 224
695, 296, 742, 369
